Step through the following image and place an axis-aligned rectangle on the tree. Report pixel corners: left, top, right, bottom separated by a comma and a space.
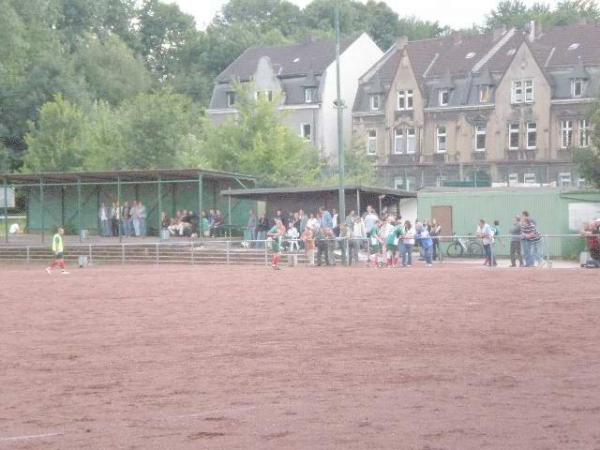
113, 90, 202, 169
74, 34, 152, 105
200, 86, 321, 186
215, 0, 303, 38
574, 103, 600, 188
138, 0, 198, 82
23, 96, 90, 172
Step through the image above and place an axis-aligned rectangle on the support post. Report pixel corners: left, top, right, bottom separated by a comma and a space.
117, 176, 122, 243
198, 173, 203, 239
335, 5, 346, 220
356, 189, 360, 216
157, 176, 162, 238
77, 177, 82, 242
227, 187, 232, 227
3, 177, 8, 243
40, 178, 45, 243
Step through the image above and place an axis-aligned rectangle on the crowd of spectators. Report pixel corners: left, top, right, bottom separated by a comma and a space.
99, 201, 147, 237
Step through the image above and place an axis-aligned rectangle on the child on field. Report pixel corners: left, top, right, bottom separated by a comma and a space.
46, 227, 69, 275
402, 221, 415, 267
267, 219, 286, 270
367, 220, 383, 268
301, 227, 316, 266
286, 223, 300, 251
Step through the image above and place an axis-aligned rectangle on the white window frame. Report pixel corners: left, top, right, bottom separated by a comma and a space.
439, 89, 449, 106
524, 79, 534, 103
304, 88, 314, 103
511, 80, 523, 104
526, 122, 537, 150
524, 173, 537, 184
406, 128, 416, 154
394, 177, 404, 190
406, 90, 414, 110
300, 123, 312, 141
370, 95, 380, 111
367, 129, 377, 155
226, 92, 235, 107
508, 173, 519, 185
394, 129, 405, 154
397, 89, 413, 111
579, 119, 590, 147
475, 125, 486, 151
558, 172, 572, 187
508, 123, 520, 150
397, 90, 405, 110
560, 120, 573, 149
571, 79, 584, 98
436, 126, 447, 153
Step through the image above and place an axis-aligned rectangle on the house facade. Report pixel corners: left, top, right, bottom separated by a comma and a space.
353, 24, 600, 190
208, 34, 383, 160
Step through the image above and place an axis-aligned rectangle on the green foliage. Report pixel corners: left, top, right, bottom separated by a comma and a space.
485, 0, 600, 30
23, 95, 89, 172
574, 103, 600, 188
201, 86, 321, 186
74, 34, 152, 105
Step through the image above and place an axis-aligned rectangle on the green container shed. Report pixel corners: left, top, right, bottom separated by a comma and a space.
418, 187, 600, 258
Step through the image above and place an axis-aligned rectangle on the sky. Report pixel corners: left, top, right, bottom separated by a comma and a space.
168, 0, 560, 30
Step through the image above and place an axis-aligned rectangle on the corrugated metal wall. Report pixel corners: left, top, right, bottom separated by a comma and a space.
25, 180, 255, 235
418, 189, 600, 257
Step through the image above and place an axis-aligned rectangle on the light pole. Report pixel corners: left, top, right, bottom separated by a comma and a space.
334, 4, 346, 219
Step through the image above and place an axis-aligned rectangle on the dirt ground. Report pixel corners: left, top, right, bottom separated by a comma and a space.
1, 263, 599, 450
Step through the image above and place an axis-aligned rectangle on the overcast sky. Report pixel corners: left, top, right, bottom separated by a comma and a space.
168, 0, 560, 30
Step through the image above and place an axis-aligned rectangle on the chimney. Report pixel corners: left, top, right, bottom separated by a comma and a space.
493, 25, 507, 42
396, 36, 408, 50
528, 20, 535, 42
452, 31, 463, 45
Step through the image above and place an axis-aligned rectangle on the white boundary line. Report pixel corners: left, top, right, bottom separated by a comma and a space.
0, 432, 64, 443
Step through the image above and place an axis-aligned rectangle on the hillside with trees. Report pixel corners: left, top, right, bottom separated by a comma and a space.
1, 0, 599, 186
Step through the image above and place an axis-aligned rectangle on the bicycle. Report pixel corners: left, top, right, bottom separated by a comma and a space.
446, 233, 484, 258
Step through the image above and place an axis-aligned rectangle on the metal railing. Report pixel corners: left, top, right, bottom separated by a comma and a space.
0, 234, 593, 268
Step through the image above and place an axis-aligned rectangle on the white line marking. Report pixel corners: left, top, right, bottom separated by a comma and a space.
0, 432, 64, 443
165, 406, 256, 420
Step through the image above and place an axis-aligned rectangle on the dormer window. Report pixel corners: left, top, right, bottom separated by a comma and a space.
370, 95, 380, 111
479, 85, 493, 103
571, 79, 585, 97
255, 90, 273, 102
226, 92, 235, 107
439, 89, 450, 106
304, 88, 315, 103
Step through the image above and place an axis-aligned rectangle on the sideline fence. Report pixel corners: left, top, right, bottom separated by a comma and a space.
0, 234, 592, 268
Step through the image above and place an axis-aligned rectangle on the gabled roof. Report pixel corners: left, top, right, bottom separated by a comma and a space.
216, 37, 355, 83
533, 24, 600, 68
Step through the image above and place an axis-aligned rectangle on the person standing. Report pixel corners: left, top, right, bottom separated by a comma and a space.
110, 202, 120, 237
131, 200, 140, 237
521, 214, 541, 267
315, 226, 331, 266
46, 227, 69, 274
319, 207, 333, 230
402, 220, 415, 267
301, 227, 316, 266
416, 222, 433, 267
477, 219, 495, 266
256, 214, 268, 249
509, 216, 524, 267
99, 203, 110, 237
267, 218, 286, 270
367, 219, 383, 267
348, 215, 364, 266
430, 219, 441, 261
138, 201, 147, 237
246, 210, 257, 247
